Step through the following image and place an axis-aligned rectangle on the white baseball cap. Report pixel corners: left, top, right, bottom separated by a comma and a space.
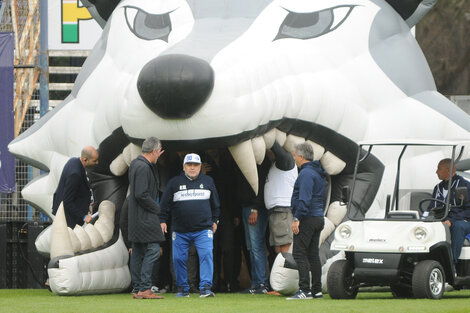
183, 153, 201, 164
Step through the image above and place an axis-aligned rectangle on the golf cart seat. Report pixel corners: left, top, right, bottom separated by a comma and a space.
386, 210, 419, 220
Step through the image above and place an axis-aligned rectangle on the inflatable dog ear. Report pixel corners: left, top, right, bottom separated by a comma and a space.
81, 0, 121, 28
385, 0, 437, 27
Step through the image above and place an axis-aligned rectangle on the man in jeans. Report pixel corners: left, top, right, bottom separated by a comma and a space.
237, 157, 271, 294
128, 137, 165, 299
287, 142, 326, 300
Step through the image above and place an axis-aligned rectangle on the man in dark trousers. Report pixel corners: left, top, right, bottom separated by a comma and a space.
426, 158, 470, 272
287, 142, 326, 300
159, 153, 220, 298
128, 137, 165, 299
52, 146, 99, 228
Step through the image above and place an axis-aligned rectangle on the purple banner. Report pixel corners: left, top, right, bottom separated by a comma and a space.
0, 32, 15, 193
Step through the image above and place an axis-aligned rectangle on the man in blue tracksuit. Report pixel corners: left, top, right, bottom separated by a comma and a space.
159, 153, 220, 298
287, 142, 326, 300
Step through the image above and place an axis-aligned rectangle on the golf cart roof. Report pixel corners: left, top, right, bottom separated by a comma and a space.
358, 139, 470, 147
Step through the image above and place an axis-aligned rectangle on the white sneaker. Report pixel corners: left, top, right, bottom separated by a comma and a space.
151, 286, 160, 293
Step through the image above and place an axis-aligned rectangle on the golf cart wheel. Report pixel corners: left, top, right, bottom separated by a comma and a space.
327, 259, 358, 299
390, 283, 413, 298
412, 260, 445, 299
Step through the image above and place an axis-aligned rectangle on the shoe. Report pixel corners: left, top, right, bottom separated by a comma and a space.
266, 290, 281, 296
131, 288, 139, 299
151, 286, 160, 293
200, 289, 215, 298
313, 291, 323, 299
286, 290, 312, 300
241, 286, 257, 294
136, 289, 164, 299
241, 284, 268, 294
254, 284, 268, 294
175, 291, 190, 298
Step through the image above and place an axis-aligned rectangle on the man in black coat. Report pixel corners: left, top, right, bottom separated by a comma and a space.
52, 146, 99, 228
128, 137, 165, 299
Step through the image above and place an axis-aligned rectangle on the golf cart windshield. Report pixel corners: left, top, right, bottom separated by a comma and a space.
345, 139, 470, 222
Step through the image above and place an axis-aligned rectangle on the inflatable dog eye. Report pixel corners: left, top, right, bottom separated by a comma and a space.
9, 0, 470, 295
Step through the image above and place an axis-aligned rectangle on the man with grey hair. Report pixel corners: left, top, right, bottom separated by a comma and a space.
128, 137, 165, 299
287, 142, 326, 300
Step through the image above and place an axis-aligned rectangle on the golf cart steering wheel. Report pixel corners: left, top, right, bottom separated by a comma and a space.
418, 198, 447, 215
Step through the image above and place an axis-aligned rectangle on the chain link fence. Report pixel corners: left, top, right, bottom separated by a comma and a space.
0, 0, 48, 222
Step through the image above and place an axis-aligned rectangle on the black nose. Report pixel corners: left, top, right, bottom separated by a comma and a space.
137, 54, 214, 119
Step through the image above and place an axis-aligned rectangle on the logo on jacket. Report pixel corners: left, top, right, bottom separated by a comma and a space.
200, 184, 204, 189
179, 185, 187, 190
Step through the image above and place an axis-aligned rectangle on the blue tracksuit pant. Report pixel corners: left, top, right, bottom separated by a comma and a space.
172, 229, 214, 291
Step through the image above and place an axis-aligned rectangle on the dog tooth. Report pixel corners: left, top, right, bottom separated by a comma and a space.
229, 140, 259, 195
320, 151, 346, 175
68, 227, 81, 253
306, 140, 325, 161
122, 144, 132, 166
275, 129, 287, 146
110, 153, 128, 176
122, 143, 142, 166
50, 202, 74, 259
252, 137, 266, 165
319, 217, 336, 246
263, 129, 276, 149
283, 134, 306, 153
130, 143, 142, 160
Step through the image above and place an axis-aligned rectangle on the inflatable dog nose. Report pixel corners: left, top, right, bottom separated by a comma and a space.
137, 54, 214, 119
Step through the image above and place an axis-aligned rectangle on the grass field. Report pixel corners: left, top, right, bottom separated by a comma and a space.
1, 289, 470, 313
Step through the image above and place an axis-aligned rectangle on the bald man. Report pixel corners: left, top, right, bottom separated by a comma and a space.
52, 146, 99, 228
429, 158, 470, 270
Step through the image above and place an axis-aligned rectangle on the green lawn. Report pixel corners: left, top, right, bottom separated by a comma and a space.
0, 289, 469, 313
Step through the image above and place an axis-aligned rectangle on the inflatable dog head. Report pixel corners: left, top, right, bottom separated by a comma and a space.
9, 0, 470, 218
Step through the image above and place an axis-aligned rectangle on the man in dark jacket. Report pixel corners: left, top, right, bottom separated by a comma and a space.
128, 137, 165, 299
159, 153, 220, 298
428, 158, 470, 268
52, 146, 98, 228
287, 142, 326, 300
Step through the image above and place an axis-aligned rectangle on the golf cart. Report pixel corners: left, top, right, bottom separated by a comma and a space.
327, 140, 470, 300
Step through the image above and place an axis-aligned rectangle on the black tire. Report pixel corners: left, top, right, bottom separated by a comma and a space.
390, 283, 413, 298
412, 260, 445, 299
327, 259, 358, 299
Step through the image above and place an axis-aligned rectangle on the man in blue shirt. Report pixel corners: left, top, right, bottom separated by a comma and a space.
159, 153, 220, 298
287, 142, 326, 300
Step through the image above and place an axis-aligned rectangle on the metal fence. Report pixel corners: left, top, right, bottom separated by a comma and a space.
0, 0, 48, 222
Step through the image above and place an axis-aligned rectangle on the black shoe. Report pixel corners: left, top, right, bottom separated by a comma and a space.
241, 286, 257, 294
313, 291, 323, 299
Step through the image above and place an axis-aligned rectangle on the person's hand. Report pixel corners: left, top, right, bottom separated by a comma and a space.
155, 146, 165, 159
159, 247, 163, 257
248, 211, 258, 225
234, 217, 240, 227
292, 220, 300, 235
443, 220, 451, 227
201, 163, 212, 174
84, 214, 93, 223
129, 248, 132, 254
212, 222, 218, 234
160, 222, 167, 233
